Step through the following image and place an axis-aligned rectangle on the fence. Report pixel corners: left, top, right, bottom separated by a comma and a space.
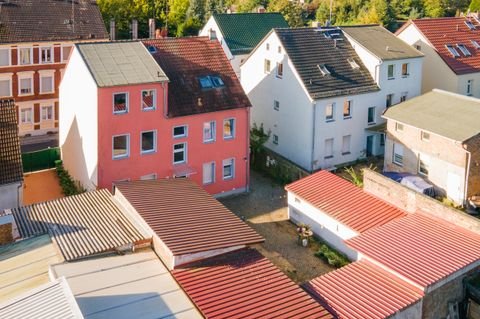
252, 148, 310, 184
22, 147, 61, 173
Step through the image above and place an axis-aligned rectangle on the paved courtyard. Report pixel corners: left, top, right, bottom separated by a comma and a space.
23, 169, 64, 205
219, 170, 334, 283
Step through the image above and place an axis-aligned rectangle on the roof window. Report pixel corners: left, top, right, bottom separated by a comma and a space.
446, 44, 460, 58
211, 76, 224, 87
147, 45, 157, 53
347, 58, 360, 70
199, 75, 225, 89
457, 44, 471, 56
199, 76, 213, 88
318, 64, 331, 76
465, 20, 476, 30
471, 40, 480, 49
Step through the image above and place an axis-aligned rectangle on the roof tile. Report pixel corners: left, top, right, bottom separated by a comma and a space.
0, 99, 23, 186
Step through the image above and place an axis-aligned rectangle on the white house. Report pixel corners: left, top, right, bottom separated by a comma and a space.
396, 16, 480, 97
200, 13, 288, 78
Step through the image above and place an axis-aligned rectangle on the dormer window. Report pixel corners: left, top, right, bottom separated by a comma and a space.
147, 45, 157, 53
446, 44, 460, 58
471, 40, 480, 49
457, 44, 471, 56
318, 64, 330, 76
347, 58, 360, 69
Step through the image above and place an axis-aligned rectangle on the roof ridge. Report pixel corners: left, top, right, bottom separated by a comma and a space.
432, 88, 480, 103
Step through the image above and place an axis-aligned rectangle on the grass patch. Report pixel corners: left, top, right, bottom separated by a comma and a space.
55, 160, 85, 196
314, 242, 350, 268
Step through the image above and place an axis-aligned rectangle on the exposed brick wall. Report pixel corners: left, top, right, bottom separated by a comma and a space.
0, 223, 13, 245
363, 169, 480, 234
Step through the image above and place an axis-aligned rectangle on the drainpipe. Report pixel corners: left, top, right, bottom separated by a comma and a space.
16, 182, 22, 207
311, 101, 317, 172
246, 107, 250, 192
464, 146, 471, 205
162, 82, 167, 117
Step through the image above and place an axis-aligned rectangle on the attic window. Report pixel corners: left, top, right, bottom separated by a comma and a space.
446, 44, 460, 58
318, 64, 330, 76
465, 20, 476, 30
457, 44, 471, 56
472, 40, 480, 49
147, 46, 157, 53
211, 76, 224, 87
347, 58, 360, 70
199, 75, 224, 89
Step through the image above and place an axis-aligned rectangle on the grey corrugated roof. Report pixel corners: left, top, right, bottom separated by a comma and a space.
342, 25, 423, 61
76, 41, 168, 87
8, 189, 149, 261
275, 28, 379, 100
0, 99, 23, 185
51, 249, 203, 319
0, 277, 84, 319
383, 89, 480, 141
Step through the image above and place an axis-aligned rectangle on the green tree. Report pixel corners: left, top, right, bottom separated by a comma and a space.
268, 0, 305, 26
357, 0, 396, 30
423, 0, 445, 17
250, 123, 270, 166
471, 0, 480, 11
205, 0, 224, 20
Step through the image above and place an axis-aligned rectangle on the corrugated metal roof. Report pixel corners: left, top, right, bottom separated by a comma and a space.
285, 170, 407, 233
304, 260, 424, 319
76, 41, 168, 87
115, 179, 264, 256
0, 277, 84, 319
9, 189, 149, 261
51, 249, 203, 319
347, 212, 480, 288
172, 248, 333, 319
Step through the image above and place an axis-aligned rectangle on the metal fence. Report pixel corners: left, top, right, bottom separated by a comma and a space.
22, 147, 61, 173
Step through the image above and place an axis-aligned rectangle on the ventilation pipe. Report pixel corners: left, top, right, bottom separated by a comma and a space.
131, 19, 138, 40
110, 19, 116, 41
149, 19, 156, 39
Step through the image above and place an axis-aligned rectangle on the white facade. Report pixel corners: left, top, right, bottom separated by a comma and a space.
287, 192, 359, 260
0, 182, 22, 211
59, 47, 98, 190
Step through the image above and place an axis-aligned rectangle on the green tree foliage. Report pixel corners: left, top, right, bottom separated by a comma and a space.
471, 0, 480, 11
268, 0, 304, 26
423, 0, 445, 17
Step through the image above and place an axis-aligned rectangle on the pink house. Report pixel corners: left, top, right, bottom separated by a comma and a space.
59, 39, 251, 196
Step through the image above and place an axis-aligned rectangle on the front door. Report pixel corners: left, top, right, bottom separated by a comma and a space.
366, 135, 374, 157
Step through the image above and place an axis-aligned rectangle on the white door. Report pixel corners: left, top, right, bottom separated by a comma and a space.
447, 172, 462, 204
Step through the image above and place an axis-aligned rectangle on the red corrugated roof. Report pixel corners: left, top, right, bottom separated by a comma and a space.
285, 171, 407, 233
304, 259, 424, 319
403, 17, 480, 74
114, 179, 264, 256
347, 212, 480, 288
172, 248, 334, 319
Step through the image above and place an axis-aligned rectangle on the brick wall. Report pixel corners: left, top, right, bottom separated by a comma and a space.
363, 169, 480, 234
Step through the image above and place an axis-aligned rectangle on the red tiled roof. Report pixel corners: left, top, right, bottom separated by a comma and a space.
0, 99, 23, 185
285, 171, 407, 233
304, 260, 424, 319
172, 248, 334, 319
347, 212, 480, 288
114, 179, 263, 256
142, 37, 251, 117
401, 17, 480, 74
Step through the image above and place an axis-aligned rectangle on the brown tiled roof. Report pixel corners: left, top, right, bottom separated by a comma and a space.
173, 248, 334, 319
0, 99, 23, 185
142, 37, 251, 117
0, 0, 109, 44
114, 179, 264, 256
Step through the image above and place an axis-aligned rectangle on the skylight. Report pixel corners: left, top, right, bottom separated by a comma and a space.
147, 46, 157, 53
347, 58, 360, 70
318, 64, 331, 76
211, 76, 224, 87
457, 44, 471, 56
446, 44, 460, 58
472, 40, 480, 49
199, 76, 213, 88
199, 75, 225, 89
465, 20, 476, 30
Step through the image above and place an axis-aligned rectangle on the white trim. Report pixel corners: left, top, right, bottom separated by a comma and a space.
0, 47, 11, 67
19, 105, 33, 124
202, 161, 215, 185
18, 73, 34, 96
112, 134, 130, 159
140, 129, 157, 154
203, 120, 216, 143
39, 72, 55, 94
17, 47, 33, 65
173, 142, 187, 164
39, 46, 54, 64
40, 103, 54, 122
222, 157, 235, 180
223, 117, 235, 140
0, 74, 12, 97
141, 89, 157, 111
113, 92, 129, 114
173, 124, 188, 138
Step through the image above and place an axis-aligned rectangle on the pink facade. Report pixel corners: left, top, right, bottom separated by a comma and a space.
97, 83, 250, 195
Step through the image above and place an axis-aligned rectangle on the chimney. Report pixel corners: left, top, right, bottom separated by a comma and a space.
334, 39, 337, 48
131, 19, 138, 40
257, 6, 266, 13
0, 212, 20, 245
208, 29, 217, 40
155, 28, 162, 39
149, 19, 156, 39
110, 19, 116, 41
197, 97, 203, 108
312, 21, 320, 28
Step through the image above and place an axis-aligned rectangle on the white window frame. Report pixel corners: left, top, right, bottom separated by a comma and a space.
222, 158, 235, 180
112, 134, 130, 159
173, 142, 187, 164
393, 143, 403, 166
367, 106, 376, 125
173, 125, 188, 138
0, 48, 11, 67
0, 74, 12, 97
457, 44, 471, 56
140, 130, 157, 154
342, 135, 351, 155
41, 104, 54, 121
141, 89, 156, 110
223, 118, 235, 140
446, 44, 460, 58
19, 106, 33, 124
140, 173, 157, 180
324, 138, 334, 159
418, 153, 430, 176
40, 46, 54, 64
203, 162, 215, 185
264, 59, 271, 73
61, 45, 73, 62
39, 71, 55, 94
343, 100, 352, 119
387, 64, 395, 79
325, 103, 335, 122
18, 73, 34, 96
401, 63, 409, 77
18, 47, 33, 65
113, 92, 129, 114
203, 120, 216, 143
276, 62, 283, 78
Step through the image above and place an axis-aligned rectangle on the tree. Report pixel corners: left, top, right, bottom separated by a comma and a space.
250, 123, 270, 166
423, 0, 445, 17
470, 0, 480, 12
268, 0, 305, 27
357, 0, 396, 30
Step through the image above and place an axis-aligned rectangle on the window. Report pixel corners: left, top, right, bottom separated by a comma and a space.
386, 94, 393, 108
324, 138, 334, 159
40, 73, 54, 94
20, 108, 32, 124
62, 45, 72, 62
173, 125, 187, 138
472, 40, 480, 49
266, 43, 270, 50
325, 103, 335, 122
264, 59, 271, 73
223, 158, 234, 179
141, 131, 156, 154
421, 131, 430, 141
203, 121, 216, 142
141, 89, 156, 110
415, 44, 421, 51
19, 48, 32, 65
343, 100, 352, 118
211, 76, 224, 87
400, 92, 407, 102
147, 46, 157, 53
19, 76, 33, 95
276, 62, 283, 78
347, 58, 360, 69
387, 64, 395, 79
274, 100, 280, 111
467, 79, 473, 96
278, 46, 282, 53
40, 47, 53, 64
203, 162, 215, 185
41, 105, 53, 121
446, 44, 460, 58
318, 64, 330, 76
418, 154, 430, 176
0, 48, 10, 66
465, 20, 476, 30
199, 76, 213, 89
223, 118, 235, 139
457, 44, 471, 56
113, 93, 128, 113
0, 78, 11, 97
173, 143, 187, 164
393, 143, 403, 165
401, 63, 409, 77
367, 106, 375, 124
112, 135, 129, 159
273, 134, 278, 145
342, 135, 351, 155
140, 173, 157, 180
396, 122, 404, 131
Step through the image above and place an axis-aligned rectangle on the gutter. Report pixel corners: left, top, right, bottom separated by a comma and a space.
246, 107, 250, 192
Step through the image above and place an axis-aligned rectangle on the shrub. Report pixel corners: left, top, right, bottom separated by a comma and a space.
55, 160, 85, 196
315, 243, 350, 268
